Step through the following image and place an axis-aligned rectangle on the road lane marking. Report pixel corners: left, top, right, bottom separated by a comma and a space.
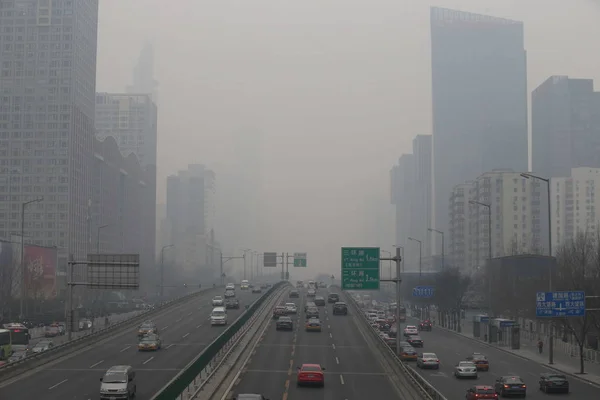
328, 325, 331, 329
336, 357, 340, 364
285, 379, 290, 390
120, 346, 130, 352
48, 379, 68, 390
163, 325, 169, 330
340, 374, 345, 384
143, 356, 154, 365
183, 333, 190, 338
196, 324, 202, 328
176, 318, 182, 322
329, 333, 333, 338
187, 312, 193, 316
89, 360, 104, 368
332, 343, 336, 349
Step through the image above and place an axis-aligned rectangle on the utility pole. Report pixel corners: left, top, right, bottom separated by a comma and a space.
469, 200, 492, 343
20, 197, 43, 319
220, 252, 245, 285
408, 237, 422, 280
241, 248, 251, 280
380, 248, 402, 353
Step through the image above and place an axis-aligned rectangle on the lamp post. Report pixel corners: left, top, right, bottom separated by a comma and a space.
408, 237, 422, 279
96, 224, 110, 254
160, 244, 175, 301
393, 245, 404, 272
469, 199, 492, 343
241, 248, 251, 280
428, 228, 444, 270
20, 197, 43, 319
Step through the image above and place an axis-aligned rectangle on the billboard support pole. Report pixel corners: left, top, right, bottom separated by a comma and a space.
67, 254, 74, 341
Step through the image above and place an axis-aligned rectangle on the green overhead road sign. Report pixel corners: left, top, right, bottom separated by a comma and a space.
341, 247, 380, 290
293, 252, 307, 267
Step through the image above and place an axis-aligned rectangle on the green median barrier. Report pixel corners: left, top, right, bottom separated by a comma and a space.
153, 281, 286, 400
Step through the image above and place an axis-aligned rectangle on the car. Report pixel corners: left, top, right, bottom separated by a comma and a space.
32, 340, 54, 353
138, 333, 161, 351
416, 352, 440, 369
138, 321, 158, 337
225, 298, 240, 309
403, 325, 418, 336
226, 283, 235, 290
276, 316, 294, 331
234, 395, 270, 400
289, 290, 300, 298
454, 361, 478, 379
398, 340, 412, 348
307, 289, 316, 297
304, 301, 316, 312
305, 306, 319, 319
79, 318, 93, 330
399, 346, 418, 361
252, 286, 262, 293
539, 372, 569, 393
382, 333, 397, 348
44, 324, 60, 338
224, 290, 236, 298
332, 302, 347, 315
314, 296, 326, 306
296, 363, 325, 387
285, 303, 297, 314
466, 353, 490, 371
466, 385, 498, 399
273, 306, 287, 319
419, 320, 432, 331
327, 293, 340, 303
305, 318, 322, 332
7, 351, 27, 363
212, 296, 224, 306
407, 335, 423, 347
494, 376, 526, 398
100, 365, 136, 400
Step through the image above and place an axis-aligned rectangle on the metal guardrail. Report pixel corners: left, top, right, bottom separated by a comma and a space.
0, 287, 221, 379
152, 281, 287, 400
345, 292, 448, 400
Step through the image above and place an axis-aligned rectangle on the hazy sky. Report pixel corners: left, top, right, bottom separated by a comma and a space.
97, 0, 600, 278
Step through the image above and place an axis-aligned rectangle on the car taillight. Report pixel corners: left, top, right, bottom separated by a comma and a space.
435, 359, 439, 363
521, 385, 526, 388
503, 384, 509, 388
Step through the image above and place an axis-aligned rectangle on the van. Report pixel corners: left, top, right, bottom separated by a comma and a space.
211, 307, 228, 326
100, 365, 136, 399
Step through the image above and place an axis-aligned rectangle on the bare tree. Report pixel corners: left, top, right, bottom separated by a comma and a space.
434, 267, 471, 330
555, 231, 598, 374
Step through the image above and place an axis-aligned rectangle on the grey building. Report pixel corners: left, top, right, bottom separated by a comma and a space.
390, 154, 415, 266
0, 0, 99, 270
126, 42, 158, 104
412, 135, 433, 259
430, 7, 528, 237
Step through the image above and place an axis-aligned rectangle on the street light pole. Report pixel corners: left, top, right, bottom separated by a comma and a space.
96, 224, 110, 254
20, 197, 43, 319
408, 237, 422, 279
160, 244, 174, 301
241, 248, 251, 280
428, 228, 444, 270
469, 200, 492, 343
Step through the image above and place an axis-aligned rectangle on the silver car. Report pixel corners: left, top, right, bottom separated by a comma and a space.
417, 352, 440, 369
454, 361, 478, 379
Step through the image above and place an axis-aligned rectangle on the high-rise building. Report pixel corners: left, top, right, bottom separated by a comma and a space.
412, 135, 433, 259
0, 1, 99, 272
127, 42, 158, 104
551, 168, 600, 250
431, 7, 528, 239
448, 182, 473, 271
390, 154, 415, 266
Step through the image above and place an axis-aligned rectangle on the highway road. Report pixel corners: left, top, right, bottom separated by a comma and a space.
401, 316, 600, 399
0, 287, 264, 400
233, 288, 401, 399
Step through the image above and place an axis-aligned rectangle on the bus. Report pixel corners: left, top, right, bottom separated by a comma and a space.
3, 323, 31, 352
0, 329, 12, 360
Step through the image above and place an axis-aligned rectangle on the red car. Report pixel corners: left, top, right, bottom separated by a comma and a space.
419, 320, 432, 331
297, 363, 326, 387
465, 385, 498, 399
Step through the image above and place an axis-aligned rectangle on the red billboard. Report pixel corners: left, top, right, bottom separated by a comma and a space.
24, 245, 57, 300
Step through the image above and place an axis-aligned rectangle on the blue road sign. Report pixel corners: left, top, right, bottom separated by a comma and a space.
412, 286, 434, 298
536, 291, 586, 317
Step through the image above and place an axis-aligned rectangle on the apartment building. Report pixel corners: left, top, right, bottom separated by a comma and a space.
448, 182, 473, 271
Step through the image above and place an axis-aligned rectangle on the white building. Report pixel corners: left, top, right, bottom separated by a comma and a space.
448, 182, 473, 271
551, 168, 600, 250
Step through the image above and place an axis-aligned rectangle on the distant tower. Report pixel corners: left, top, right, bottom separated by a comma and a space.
127, 42, 159, 104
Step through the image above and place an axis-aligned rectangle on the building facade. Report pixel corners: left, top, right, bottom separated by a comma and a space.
126, 42, 158, 104
412, 135, 433, 259
448, 182, 473, 271
431, 7, 528, 240
391, 154, 415, 267
0, 0, 99, 274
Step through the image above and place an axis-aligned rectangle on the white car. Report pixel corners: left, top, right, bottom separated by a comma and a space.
226, 283, 235, 290
403, 325, 418, 336
212, 296, 224, 306
454, 361, 478, 379
307, 289, 316, 297
285, 303, 297, 314
417, 352, 440, 369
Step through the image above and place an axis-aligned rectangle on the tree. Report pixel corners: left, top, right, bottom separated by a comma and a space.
555, 231, 599, 374
433, 267, 471, 331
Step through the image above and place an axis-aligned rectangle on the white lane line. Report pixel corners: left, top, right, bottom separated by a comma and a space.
328, 325, 331, 329
143, 356, 154, 365
187, 312, 193, 316
196, 324, 202, 328
48, 379, 68, 390
329, 333, 333, 338
163, 325, 169, 330
183, 333, 190, 339
167, 344, 175, 349
89, 360, 104, 368
332, 343, 336, 350
336, 357, 340, 364
340, 374, 345, 385
176, 318, 182, 323
120, 346, 130, 353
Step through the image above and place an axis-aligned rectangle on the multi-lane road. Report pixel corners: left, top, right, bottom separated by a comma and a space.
0, 287, 263, 400
232, 288, 402, 399
401, 316, 600, 399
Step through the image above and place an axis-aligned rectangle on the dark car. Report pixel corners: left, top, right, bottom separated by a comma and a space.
275, 316, 294, 331
273, 306, 287, 319
314, 296, 326, 306
252, 287, 262, 294
327, 293, 340, 303
235, 395, 270, 400
225, 298, 240, 309
304, 302, 316, 312
419, 320, 432, 331
289, 290, 299, 298
305, 306, 320, 319
539, 373, 569, 393
407, 335, 423, 347
333, 302, 348, 315
494, 376, 526, 398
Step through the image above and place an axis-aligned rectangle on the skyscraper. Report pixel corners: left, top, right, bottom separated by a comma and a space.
431, 7, 528, 236
127, 42, 158, 104
412, 135, 433, 259
0, 1, 99, 267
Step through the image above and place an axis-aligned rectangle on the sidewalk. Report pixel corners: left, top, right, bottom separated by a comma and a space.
423, 311, 600, 387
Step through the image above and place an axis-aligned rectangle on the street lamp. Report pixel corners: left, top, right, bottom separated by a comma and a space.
20, 196, 43, 319
428, 228, 444, 270
408, 237, 422, 279
241, 248, 251, 280
469, 199, 492, 343
96, 224, 110, 254
393, 245, 404, 272
160, 244, 175, 300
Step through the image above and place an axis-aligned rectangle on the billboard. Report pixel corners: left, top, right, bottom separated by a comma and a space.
0, 241, 14, 318
87, 253, 140, 289
24, 244, 57, 300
